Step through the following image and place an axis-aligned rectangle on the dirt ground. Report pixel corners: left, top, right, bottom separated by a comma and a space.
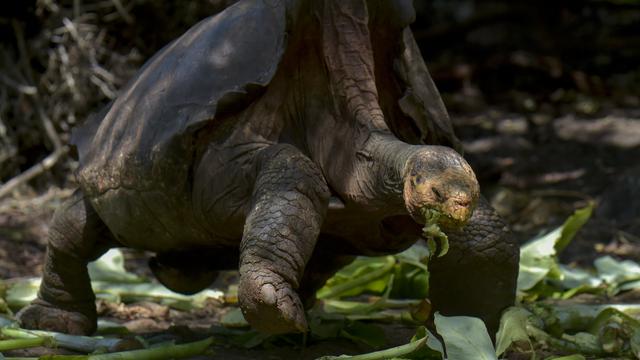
0, 106, 638, 359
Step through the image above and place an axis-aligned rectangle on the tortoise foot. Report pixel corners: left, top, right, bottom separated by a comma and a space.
17, 300, 96, 335
239, 271, 307, 334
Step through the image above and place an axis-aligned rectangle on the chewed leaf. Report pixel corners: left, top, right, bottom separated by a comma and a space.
421, 208, 449, 258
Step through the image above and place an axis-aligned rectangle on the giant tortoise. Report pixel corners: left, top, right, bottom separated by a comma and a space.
18, 0, 519, 335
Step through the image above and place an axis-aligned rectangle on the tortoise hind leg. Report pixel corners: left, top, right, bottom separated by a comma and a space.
149, 249, 239, 295
17, 190, 117, 335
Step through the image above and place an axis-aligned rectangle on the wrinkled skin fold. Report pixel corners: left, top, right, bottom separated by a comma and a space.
18, 0, 518, 337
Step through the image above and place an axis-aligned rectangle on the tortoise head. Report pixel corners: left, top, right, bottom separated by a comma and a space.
402, 146, 480, 230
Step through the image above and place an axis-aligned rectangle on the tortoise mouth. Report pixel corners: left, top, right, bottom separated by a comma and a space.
403, 177, 475, 231
418, 205, 469, 232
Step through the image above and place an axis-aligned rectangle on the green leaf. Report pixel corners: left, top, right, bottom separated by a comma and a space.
631, 327, 640, 358
556, 265, 601, 289
434, 313, 497, 360
545, 355, 586, 360
86, 336, 213, 359
518, 254, 558, 292
555, 204, 593, 252
231, 331, 272, 349
322, 299, 380, 315
318, 256, 395, 299
6, 278, 40, 309
560, 332, 600, 353
96, 320, 130, 335
495, 307, 533, 356
619, 279, 640, 291
389, 262, 429, 299
0, 336, 49, 351
88, 249, 145, 284
0, 327, 137, 353
340, 321, 387, 348
309, 315, 345, 340
409, 326, 445, 358
90, 282, 223, 310
595, 255, 640, 285
220, 307, 249, 328
530, 303, 640, 333
395, 243, 430, 263
314, 328, 430, 360
517, 204, 593, 292
421, 208, 449, 258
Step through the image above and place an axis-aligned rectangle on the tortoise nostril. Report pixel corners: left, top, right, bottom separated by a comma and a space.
431, 186, 444, 201
456, 199, 470, 208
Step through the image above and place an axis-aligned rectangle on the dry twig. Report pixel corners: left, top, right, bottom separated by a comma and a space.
0, 146, 69, 199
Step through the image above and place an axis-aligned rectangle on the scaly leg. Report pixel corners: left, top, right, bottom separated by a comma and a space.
428, 197, 519, 336
17, 190, 116, 335
238, 144, 329, 334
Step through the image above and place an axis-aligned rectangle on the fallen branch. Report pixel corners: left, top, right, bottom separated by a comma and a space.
0, 145, 69, 199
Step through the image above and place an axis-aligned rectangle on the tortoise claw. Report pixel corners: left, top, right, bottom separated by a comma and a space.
238, 271, 307, 334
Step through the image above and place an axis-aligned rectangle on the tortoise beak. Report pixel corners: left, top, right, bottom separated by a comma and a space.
404, 177, 477, 230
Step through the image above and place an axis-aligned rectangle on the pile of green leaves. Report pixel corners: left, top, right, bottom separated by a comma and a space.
0, 322, 214, 359
0, 250, 220, 359
496, 203, 640, 359
4, 249, 224, 312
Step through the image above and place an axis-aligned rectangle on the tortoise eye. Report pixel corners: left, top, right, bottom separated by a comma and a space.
414, 175, 425, 185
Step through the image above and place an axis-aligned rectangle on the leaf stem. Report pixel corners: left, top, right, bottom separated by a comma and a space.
315, 335, 427, 360
317, 256, 396, 299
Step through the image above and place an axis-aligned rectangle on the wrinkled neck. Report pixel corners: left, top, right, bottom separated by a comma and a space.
321, 0, 388, 133
337, 131, 429, 214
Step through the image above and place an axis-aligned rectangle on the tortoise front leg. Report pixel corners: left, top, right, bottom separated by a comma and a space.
238, 144, 330, 334
17, 190, 117, 335
428, 197, 519, 336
